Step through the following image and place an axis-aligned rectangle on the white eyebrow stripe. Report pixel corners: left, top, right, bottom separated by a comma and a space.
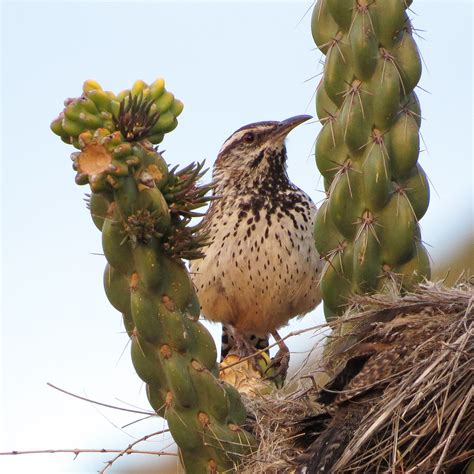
218, 122, 278, 156
218, 130, 248, 155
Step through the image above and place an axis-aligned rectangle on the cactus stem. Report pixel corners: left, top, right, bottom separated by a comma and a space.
54, 79, 256, 471
313, 0, 430, 318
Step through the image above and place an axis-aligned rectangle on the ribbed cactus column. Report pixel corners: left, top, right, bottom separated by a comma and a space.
311, 0, 431, 319
52, 79, 254, 472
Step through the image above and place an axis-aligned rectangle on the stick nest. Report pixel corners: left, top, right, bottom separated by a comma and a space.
239, 282, 473, 473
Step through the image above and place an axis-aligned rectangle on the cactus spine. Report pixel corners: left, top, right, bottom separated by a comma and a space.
52, 79, 254, 472
312, 0, 431, 319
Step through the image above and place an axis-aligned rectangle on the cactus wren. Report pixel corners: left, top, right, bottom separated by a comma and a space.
190, 115, 323, 375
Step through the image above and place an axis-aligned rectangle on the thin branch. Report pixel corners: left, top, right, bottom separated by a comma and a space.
100, 430, 172, 473
0, 448, 176, 457
46, 383, 155, 416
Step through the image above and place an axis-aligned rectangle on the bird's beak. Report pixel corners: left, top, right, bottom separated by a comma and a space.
273, 114, 312, 139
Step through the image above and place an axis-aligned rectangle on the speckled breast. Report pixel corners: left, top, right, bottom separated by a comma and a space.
190, 189, 323, 335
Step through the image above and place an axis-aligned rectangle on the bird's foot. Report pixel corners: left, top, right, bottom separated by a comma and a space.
220, 329, 289, 390
264, 349, 290, 388
228, 332, 267, 373
220, 332, 274, 395
229, 331, 256, 356
264, 331, 290, 388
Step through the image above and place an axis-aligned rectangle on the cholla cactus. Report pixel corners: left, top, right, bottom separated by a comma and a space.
311, 0, 431, 319
52, 79, 255, 472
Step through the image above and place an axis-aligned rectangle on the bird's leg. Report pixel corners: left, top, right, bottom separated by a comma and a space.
229, 331, 257, 358
223, 328, 270, 375
266, 330, 290, 384
225, 328, 259, 363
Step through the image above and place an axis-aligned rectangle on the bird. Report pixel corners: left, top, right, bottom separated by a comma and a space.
296, 307, 445, 472
190, 115, 323, 378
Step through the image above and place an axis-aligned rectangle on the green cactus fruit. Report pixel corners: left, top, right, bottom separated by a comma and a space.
51, 78, 184, 149
312, 1, 431, 318
53, 79, 255, 472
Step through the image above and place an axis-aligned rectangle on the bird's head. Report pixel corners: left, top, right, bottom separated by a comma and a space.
214, 115, 312, 183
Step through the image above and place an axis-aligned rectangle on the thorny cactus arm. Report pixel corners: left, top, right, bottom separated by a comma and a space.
51, 79, 255, 473
311, 0, 431, 319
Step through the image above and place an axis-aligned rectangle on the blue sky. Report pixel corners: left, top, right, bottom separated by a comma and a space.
1, 1, 472, 472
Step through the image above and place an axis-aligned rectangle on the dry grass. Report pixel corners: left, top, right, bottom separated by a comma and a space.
239, 282, 473, 473
239, 388, 315, 472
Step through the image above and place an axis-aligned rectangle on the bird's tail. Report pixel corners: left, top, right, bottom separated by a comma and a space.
220, 324, 269, 361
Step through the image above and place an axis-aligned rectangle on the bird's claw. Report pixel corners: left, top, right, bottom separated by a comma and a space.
264, 348, 290, 388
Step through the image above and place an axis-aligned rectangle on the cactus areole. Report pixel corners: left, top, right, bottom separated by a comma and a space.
312, 0, 431, 319
52, 79, 255, 472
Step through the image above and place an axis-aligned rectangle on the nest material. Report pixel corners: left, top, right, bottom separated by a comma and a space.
240, 283, 474, 473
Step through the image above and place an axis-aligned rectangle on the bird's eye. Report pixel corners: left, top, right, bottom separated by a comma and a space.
243, 132, 255, 143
